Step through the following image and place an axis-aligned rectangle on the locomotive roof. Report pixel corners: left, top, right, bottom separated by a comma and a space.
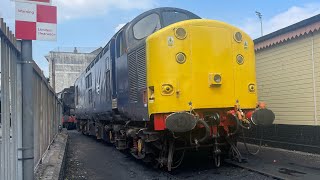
122, 7, 201, 50
130, 7, 200, 24
120, 7, 201, 33
76, 7, 200, 83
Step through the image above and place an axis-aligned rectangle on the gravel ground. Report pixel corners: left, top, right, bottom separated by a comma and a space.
64, 130, 271, 180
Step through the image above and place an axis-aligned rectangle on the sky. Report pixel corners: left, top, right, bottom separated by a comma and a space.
1, 0, 320, 77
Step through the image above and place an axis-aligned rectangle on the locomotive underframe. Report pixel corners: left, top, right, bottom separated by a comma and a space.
77, 108, 248, 171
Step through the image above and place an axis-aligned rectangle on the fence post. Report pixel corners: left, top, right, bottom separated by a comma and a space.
16, 40, 23, 180
20, 40, 34, 180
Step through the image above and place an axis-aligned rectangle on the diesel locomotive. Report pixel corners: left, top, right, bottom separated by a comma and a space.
59, 86, 77, 130
74, 7, 275, 170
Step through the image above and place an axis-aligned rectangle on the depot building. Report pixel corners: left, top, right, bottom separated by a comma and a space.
252, 14, 320, 152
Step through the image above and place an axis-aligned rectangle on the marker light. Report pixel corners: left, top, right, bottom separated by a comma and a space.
234, 32, 242, 43
175, 28, 187, 40
214, 74, 222, 83
237, 54, 244, 65
176, 52, 186, 64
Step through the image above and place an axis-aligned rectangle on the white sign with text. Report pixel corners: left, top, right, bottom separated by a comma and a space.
12, 0, 52, 5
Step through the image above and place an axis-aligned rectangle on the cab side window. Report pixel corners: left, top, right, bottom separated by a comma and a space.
116, 31, 126, 58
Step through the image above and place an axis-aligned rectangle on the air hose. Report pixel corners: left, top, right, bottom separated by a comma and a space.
189, 119, 211, 144
231, 115, 263, 155
196, 119, 211, 143
228, 115, 240, 136
242, 122, 264, 155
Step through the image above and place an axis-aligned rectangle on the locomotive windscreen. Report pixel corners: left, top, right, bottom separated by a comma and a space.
162, 11, 191, 26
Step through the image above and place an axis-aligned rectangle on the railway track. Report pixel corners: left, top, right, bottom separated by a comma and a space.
225, 160, 284, 180
155, 157, 278, 180
157, 155, 284, 180
161, 172, 182, 180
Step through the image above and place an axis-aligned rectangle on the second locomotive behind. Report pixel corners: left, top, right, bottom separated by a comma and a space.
59, 86, 77, 130
75, 7, 275, 171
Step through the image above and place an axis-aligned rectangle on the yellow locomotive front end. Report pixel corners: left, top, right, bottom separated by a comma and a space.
146, 18, 274, 170
147, 20, 258, 130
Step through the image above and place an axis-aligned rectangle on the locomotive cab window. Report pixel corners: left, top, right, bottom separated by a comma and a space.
133, 13, 161, 40
162, 11, 189, 27
106, 57, 110, 70
116, 31, 126, 58
88, 89, 93, 104
86, 73, 92, 89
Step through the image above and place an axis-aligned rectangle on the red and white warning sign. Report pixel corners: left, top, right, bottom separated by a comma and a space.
13, 0, 52, 5
15, 2, 57, 41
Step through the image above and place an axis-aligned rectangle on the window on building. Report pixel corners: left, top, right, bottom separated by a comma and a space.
162, 11, 189, 27
133, 13, 161, 40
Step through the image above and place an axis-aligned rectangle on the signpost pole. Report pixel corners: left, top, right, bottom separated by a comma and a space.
20, 40, 34, 180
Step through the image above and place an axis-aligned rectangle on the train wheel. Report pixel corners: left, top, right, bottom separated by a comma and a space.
137, 139, 143, 154
82, 122, 88, 135
109, 131, 115, 143
214, 155, 221, 167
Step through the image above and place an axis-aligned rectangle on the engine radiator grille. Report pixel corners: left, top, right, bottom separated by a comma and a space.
128, 46, 146, 103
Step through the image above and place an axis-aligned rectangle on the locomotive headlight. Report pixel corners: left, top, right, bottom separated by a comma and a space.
248, 84, 255, 92
236, 54, 244, 65
234, 32, 243, 43
209, 73, 222, 86
214, 74, 222, 83
175, 27, 187, 40
176, 52, 186, 64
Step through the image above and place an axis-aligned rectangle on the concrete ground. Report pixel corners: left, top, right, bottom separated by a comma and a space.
64, 130, 271, 180
231, 142, 320, 180
35, 130, 68, 180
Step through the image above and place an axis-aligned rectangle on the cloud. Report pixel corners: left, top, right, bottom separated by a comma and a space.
240, 3, 320, 39
114, 23, 126, 32
0, 0, 15, 29
53, 0, 158, 21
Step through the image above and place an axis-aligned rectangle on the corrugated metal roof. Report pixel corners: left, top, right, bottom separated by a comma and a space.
254, 14, 320, 51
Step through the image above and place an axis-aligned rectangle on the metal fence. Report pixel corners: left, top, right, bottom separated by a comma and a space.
33, 62, 62, 171
0, 18, 62, 180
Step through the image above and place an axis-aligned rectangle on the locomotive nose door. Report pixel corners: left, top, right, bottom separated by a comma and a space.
189, 24, 235, 108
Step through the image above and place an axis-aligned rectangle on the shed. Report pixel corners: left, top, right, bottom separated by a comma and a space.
251, 14, 320, 153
